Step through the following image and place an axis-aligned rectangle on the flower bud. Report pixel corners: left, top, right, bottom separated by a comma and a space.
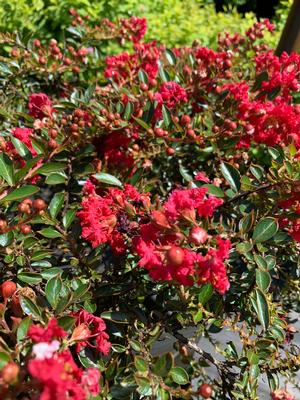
1, 362, 19, 384
189, 226, 208, 245
1, 281, 17, 299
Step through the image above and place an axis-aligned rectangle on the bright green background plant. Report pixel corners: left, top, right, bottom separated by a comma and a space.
0, 0, 292, 48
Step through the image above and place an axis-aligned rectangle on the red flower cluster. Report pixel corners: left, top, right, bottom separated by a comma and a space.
27, 317, 103, 400
28, 318, 68, 343
105, 41, 162, 83
79, 182, 230, 293
154, 81, 188, 118
222, 79, 300, 148
72, 309, 111, 355
255, 51, 300, 101
28, 350, 100, 400
78, 182, 150, 254
133, 187, 230, 293
28, 93, 53, 119
120, 17, 147, 43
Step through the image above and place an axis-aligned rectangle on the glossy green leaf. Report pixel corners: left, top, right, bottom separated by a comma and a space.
17, 316, 32, 342
11, 136, 31, 158
252, 217, 278, 243
49, 192, 65, 219
93, 172, 122, 187
220, 162, 241, 192
34, 162, 66, 176
256, 270, 271, 291
62, 209, 76, 229
19, 296, 42, 320
202, 184, 225, 198
46, 275, 62, 308
251, 288, 270, 330
169, 367, 189, 385
198, 284, 213, 305
1, 185, 39, 202
134, 356, 148, 373
101, 311, 130, 323
18, 272, 42, 284
0, 152, 14, 185
39, 228, 63, 238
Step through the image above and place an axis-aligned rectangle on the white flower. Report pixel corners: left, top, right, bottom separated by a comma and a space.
32, 340, 60, 360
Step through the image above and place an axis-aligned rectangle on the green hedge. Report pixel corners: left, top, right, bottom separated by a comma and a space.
0, 0, 291, 48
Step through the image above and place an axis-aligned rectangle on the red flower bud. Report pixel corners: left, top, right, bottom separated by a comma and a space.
198, 383, 213, 398
1, 281, 17, 299
166, 246, 184, 266
1, 362, 19, 384
189, 226, 208, 245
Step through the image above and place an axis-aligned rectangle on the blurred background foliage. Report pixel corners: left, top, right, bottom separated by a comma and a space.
0, 0, 293, 48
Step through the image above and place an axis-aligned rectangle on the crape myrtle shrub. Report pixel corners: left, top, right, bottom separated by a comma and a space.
0, 12, 300, 400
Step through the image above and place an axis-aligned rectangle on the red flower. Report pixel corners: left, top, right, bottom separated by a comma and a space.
72, 309, 111, 355
28, 350, 100, 400
12, 127, 37, 156
120, 17, 147, 43
28, 93, 53, 119
154, 81, 188, 118
28, 318, 68, 343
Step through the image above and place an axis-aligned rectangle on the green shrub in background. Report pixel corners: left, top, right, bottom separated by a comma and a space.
0, 0, 292, 48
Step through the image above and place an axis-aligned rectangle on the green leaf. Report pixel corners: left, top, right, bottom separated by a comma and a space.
159, 67, 170, 82
169, 367, 189, 385
10, 136, 31, 159
165, 49, 176, 65
198, 284, 213, 305
34, 162, 66, 176
18, 272, 42, 284
46, 275, 62, 308
15, 156, 42, 182
63, 209, 76, 229
45, 172, 67, 185
256, 270, 271, 291
0, 152, 14, 185
39, 228, 63, 239
135, 376, 152, 396
133, 117, 150, 131
251, 288, 270, 330
162, 105, 172, 127
202, 184, 225, 198
93, 173, 122, 187
134, 356, 148, 373
179, 164, 193, 182
252, 217, 278, 243
111, 344, 126, 353
124, 102, 134, 120
1, 185, 39, 202
138, 69, 148, 84
101, 311, 130, 323
220, 162, 241, 192
19, 296, 42, 320
265, 255, 276, 270
253, 254, 267, 269
239, 211, 254, 233
58, 316, 76, 331
153, 353, 173, 377
250, 165, 264, 181
49, 192, 65, 219
17, 316, 32, 342
0, 232, 14, 247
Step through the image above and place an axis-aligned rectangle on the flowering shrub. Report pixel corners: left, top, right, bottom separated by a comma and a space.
0, 12, 300, 400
